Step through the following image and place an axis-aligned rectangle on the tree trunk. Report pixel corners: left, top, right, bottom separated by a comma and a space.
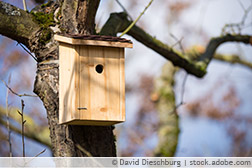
31, 0, 117, 157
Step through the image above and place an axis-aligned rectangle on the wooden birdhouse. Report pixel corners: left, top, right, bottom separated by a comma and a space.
54, 34, 133, 126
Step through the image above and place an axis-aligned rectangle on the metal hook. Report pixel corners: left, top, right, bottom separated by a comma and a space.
77, 107, 87, 110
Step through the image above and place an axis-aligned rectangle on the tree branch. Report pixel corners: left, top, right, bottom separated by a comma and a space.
0, 2, 40, 47
0, 106, 51, 148
200, 35, 252, 65
119, 0, 153, 37
214, 53, 252, 69
100, 12, 252, 78
153, 62, 179, 156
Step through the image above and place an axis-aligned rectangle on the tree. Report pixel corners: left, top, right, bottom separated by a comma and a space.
0, 0, 251, 157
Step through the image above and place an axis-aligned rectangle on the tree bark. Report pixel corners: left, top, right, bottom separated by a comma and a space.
33, 0, 117, 157
61, 0, 100, 35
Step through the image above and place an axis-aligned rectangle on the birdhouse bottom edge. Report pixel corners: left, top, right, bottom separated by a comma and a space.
58, 119, 125, 126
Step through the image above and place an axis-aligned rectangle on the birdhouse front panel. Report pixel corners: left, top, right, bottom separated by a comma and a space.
55, 34, 132, 126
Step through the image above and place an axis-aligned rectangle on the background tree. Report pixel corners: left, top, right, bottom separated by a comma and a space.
0, 0, 251, 157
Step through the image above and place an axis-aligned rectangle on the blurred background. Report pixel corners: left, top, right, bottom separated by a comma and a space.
0, 0, 252, 157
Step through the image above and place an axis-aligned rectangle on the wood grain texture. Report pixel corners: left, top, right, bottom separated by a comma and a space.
119, 48, 126, 121
55, 35, 133, 48
58, 42, 125, 125
59, 42, 79, 124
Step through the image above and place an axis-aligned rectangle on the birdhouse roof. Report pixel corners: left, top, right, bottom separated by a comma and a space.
54, 34, 133, 48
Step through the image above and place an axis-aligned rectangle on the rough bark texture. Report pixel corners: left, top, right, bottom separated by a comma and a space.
0, 2, 40, 47
61, 0, 100, 35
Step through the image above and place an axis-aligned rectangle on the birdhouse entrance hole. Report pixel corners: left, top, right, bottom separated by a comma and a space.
95, 64, 104, 74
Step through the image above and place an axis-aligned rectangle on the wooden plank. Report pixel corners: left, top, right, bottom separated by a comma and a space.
88, 46, 107, 120
55, 35, 133, 48
74, 45, 80, 120
79, 46, 90, 119
104, 47, 121, 121
59, 42, 79, 124
119, 48, 126, 121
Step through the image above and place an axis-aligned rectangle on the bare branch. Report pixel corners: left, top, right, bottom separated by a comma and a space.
5, 75, 12, 157
34, 149, 46, 157
18, 99, 26, 157
100, 13, 252, 77
100, 13, 207, 77
1, 79, 38, 98
0, 107, 51, 148
222, 1, 252, 34
199, 34, 252, 65
119, 0, 153, 37
101, 13, 252, 77
214, 53, 252, 69
76, 144, 93, 157
0, 2, 40, 47
115, 0, 133, 20
170, 33, 185, 54
180, 73, 188, 105
22, 0, 27, 11
17, 43, 38, 62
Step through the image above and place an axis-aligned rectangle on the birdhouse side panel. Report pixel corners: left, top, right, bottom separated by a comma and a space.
59, 43, 80, 124
103, 47, 124, 121
119, 48, 125, 121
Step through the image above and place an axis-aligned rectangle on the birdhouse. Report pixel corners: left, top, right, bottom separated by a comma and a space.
54, 34, 133, 126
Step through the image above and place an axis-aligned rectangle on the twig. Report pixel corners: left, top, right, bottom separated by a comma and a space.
6, 75, 12, 157
76, 144, 93, 157
0, 113, 51, 148
115, 0, 133, 20
34, 149, 46, 157
17, 43, 37, 62
238, 0, 245, 11
76, 144, 104, 167
168, 73, 188, 113
119, 0, 153, 37
22, 0, 27, 11
23, 149, 46, 167
18, 100, 26, 157
222, 1, 252, 34
170, 33, 185, 54
1, 79, 38, 97
180, 73, 188, 105
214, 53, 252, 69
